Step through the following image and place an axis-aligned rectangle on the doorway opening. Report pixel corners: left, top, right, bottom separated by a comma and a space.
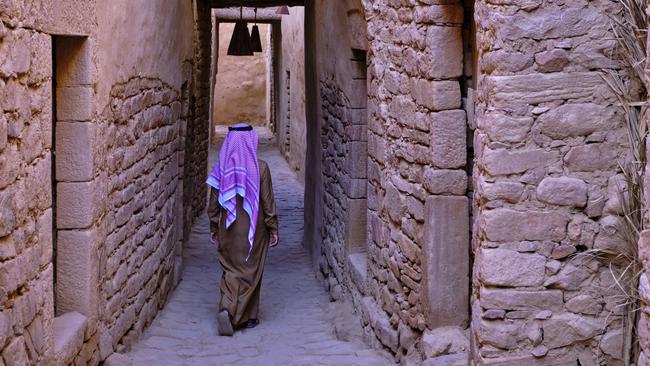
212, 20, 273, 140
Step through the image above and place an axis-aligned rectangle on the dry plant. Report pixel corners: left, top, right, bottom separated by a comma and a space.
595, 0, 647, 364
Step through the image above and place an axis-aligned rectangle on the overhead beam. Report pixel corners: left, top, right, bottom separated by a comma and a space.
215, 7, 282, 22
211, 0, 305, 8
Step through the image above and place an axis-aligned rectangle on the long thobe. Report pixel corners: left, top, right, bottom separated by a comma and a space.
207, 159, 278, 328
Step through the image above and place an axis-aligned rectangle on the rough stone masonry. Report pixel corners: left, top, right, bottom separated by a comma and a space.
0, 1, 211, 365
292, 0, 635, 365
0, 0, 645, 365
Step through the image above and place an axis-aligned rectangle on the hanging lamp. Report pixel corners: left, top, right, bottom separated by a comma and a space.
250, 8, 263, 53
227, 6, 253, 56
276, 6, 290, 15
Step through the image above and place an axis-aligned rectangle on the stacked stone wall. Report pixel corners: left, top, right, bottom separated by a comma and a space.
319, 77, 368, 298
365, 0, 469, 359
0, 16, 56, 366
97, 77, 182, 354
183, 0, 212, 242
320, 80, 351, 287
310, 0, 472, 363
472, 0, 628, 364
0, 1, 211, 365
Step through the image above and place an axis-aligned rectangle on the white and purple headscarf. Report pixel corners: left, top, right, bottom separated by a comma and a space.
207, 123, 260, 259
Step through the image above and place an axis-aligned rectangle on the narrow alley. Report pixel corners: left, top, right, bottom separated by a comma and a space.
127, 135, 393, 366
2, 0, 646, 365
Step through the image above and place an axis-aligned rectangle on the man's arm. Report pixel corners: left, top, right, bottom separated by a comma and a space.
260, 163, 279, 246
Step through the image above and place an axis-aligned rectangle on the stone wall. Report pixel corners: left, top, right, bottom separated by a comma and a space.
0, 1, 210, 365
363, 0, 470, 363
213, 23, 270, 127
183, 0, 212, 243
0, 5, 59, 364
471, 0, 627, 364
97, 77, 182, 355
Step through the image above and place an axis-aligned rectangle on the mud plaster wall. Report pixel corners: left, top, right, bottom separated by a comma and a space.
213, 23, 270, 127
277, 7, 306, 176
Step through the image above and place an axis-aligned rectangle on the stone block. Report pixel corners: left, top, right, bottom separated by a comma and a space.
478, 113, 533, 143
542, 312, 603, 349
485, 72, 606, 106
482, 148, 557, 176
564, 143, 619, 172
0, 189, 15, 237
413, 79, 461, 111
600, 329, 623, 360
55, 122, 94, 182
421, 26, 463, 79
479, 288, 564, 311
348, 253, 368, 295
347, 108, 367, 126
482, 208, 568, 242
422, 196, 469, 328
0, 114, 7, 151
56, 229, 99, 316
56, 86, 94, 121
348, 80, 367, 109
537, 103, 614, 139
422, 168, 467, 195
477, 179, 524, 203
543, 263, 592, 290
346, 198, 367, 251
56, 181, 98, 229
430, 110, 466, 169
478, 249, 546, 287
104, 353, 132, 366
25, 314, 46, 357
3, 336, 29, 366
368, 299, 398, 352
536, 176, 588, 207
0, 311, 8, 349
423, 353, 468, 366
0, 29, 31, 78
534, 47, 570, 73
385, 183, 405, 223
476, 318, 524, 350
53, 312, 87, 365
414, 5, 464, 25
55, 37, 94, 86
347, 178, 367, 199
346, 142, 367, 179
422, 326, 468, 358
565, 294, 602, 315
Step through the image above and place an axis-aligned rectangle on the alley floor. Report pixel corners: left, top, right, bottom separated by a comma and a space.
127, 135, 393, 366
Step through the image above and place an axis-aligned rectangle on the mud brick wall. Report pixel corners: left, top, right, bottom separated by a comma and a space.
471, 0, 628, 364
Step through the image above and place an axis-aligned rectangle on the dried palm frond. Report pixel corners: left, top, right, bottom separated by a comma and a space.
598, 0, 647, 364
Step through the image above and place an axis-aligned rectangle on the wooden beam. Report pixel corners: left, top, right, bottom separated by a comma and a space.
211, 0, 305, 8
215, 7, 282, 22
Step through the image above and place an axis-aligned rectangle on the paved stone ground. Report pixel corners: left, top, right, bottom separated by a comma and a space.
128, 133, 393, 366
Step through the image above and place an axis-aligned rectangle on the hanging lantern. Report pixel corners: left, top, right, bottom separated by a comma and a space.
227, 7, 253, 56
250, 8, 263, 53
276, 6, 290, 15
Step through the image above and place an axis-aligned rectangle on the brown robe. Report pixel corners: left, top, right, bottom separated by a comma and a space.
207, 159, 278, 328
